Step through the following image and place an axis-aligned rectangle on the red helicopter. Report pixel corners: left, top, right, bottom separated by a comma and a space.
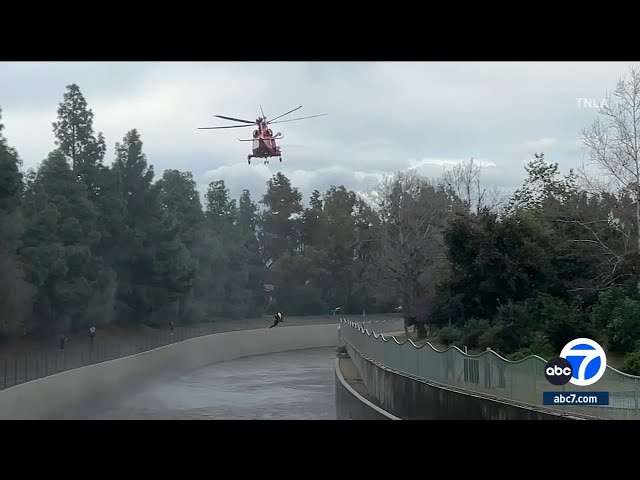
198, 105, 327, 164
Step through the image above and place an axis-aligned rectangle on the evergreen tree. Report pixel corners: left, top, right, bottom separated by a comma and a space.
260, 172, 303, 262
0, 108, 35, 337
52, 84, 107, 197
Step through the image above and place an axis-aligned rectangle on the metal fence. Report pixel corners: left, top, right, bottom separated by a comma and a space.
0, 315, 344, 392
339, 318, 640, 420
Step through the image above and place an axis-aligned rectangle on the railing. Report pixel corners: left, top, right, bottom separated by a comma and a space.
0, 315, 343, 391
339, 318, 640, 420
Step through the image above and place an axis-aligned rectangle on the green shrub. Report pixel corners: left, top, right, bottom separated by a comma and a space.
606, 299, 640, 353
510, 348, 532, 361
590, 286, 630, 331
461, 318, 490, 349
510, 343, 556, 362
623, 349, 640, 376
591, 287, 640, 353
533, 294, 592, 351
492, 301, 535, 353
437, 326, 463, 346
477, 326, 502, 351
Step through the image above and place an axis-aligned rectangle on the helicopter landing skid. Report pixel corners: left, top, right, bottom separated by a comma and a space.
247, 155, 282, 165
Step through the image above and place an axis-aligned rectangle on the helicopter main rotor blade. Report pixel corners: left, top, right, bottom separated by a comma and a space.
214, 115, 256, 124
267, 105, 302, 123
198, 124, 255, 130
268, 113, 328, 125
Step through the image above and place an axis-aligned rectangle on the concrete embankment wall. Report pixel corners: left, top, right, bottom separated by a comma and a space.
0, 324, 338, 420
346, 343, 578, 420
334, 358, 399, 420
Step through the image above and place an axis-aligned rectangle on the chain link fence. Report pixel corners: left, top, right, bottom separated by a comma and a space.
0, 315, 345, 391
340, 318, 640, 420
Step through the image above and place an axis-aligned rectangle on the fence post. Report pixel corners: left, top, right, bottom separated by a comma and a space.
14, 358, 18, 385
3, 359, 6, 389
36, 355, 39, 379
24, 356, 27, 382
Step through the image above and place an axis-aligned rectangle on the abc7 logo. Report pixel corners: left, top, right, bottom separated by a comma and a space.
544, 338, 607, 386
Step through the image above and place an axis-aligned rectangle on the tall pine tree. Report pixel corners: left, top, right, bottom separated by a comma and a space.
52, 84, 107, 197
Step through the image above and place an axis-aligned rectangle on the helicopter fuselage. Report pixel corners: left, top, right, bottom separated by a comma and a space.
238, 117, 283, 164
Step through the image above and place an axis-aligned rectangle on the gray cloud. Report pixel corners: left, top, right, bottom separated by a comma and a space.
0, 61, 636, 203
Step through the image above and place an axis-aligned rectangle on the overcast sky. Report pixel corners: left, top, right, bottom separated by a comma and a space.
0, 61, 635, 203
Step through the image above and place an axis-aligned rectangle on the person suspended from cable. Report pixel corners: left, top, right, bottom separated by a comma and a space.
269, 312, 283, 328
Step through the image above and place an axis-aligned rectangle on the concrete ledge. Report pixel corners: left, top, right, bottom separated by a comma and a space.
0, 324, 339, 420
346, 342, 585, 420
335, 356, 399, 420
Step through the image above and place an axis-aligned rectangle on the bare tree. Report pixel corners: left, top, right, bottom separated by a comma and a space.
369, 170, 456, 339
581, 65, 640, 254
442, 157, 506, 214
557, 205, 634, 291
578, 65, 640, 291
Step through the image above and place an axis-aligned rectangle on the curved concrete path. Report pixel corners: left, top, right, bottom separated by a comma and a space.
85, 347, 336, 420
